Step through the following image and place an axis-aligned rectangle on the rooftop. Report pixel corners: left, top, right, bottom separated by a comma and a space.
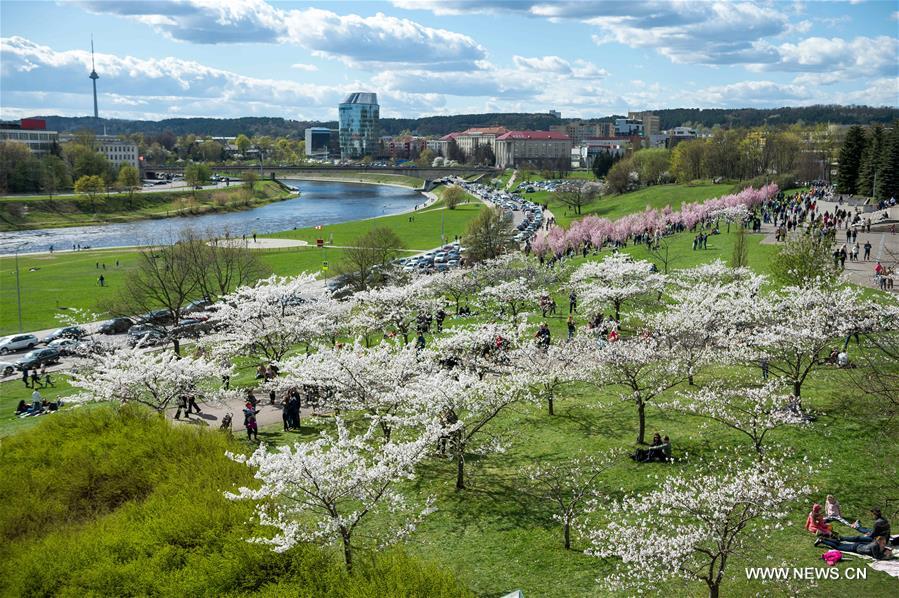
459, 126, 509, 136
496, 130, 571, 141
341, 92, 378, 105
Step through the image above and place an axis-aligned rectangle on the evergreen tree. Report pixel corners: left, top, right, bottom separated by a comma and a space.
591, 151, 620, 179
856, 125, 883, 198
878, 122, 899, 201
835, 125, 866, 195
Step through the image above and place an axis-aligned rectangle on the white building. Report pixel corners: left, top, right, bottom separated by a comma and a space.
0, 119, 59, 156
96, 135, 139, 170
494, 130, 571, 169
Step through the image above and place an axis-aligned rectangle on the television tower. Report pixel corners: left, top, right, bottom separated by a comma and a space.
89, 35, 99, 120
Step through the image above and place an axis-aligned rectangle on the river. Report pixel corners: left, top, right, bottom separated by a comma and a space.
0, 179, 423, 254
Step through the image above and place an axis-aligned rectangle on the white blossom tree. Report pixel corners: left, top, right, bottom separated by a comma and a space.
591, 337, 685, 444
526, 452, 618, 549
69, 346, 232, 412
226, 418, 437, 571
648, 280, 761, 385
477, 277, 537, 318
352, 277, 442, 344
208, 273, 342, 363
273, 341, 430, 440
430, 322, 521, 378
747, 285, 882, 398
571, 253, 665, 321
509, 338, 592, 415
660, 381, 809, 457
426, 268, 481, 314
582, 456, 813, 598
403, 369, 534, 489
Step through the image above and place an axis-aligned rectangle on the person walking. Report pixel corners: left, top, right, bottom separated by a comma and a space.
174, 395, 189, 420
569, 290, 577, 314
567, 315, 575, 341
22, 367, 30, 388
864, 240, 872, 261
187, 394, 202, 415
98, 274, 105, 287
436, 308, 446, 333
30, 370, 42, 388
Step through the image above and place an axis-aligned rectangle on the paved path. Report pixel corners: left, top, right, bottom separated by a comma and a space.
758, 199, 898, 293
168, 393, 327, 433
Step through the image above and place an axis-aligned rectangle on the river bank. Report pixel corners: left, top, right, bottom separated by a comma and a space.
0, 180, 295, 232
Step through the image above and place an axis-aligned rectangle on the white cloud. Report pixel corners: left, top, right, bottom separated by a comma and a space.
750, 36, 899, 78
690, 80, 809, 107
0, 36, 346, 120
512, 55, 572, 74
290, 63, 318, 72
77, 0, 486, 70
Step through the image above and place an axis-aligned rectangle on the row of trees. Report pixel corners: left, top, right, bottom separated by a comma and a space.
67, 249, 898, 595
836, 122, 899, 199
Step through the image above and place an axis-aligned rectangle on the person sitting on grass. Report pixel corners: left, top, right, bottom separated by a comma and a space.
824, 495, 853, 527
817, 535, 893, 560
846, 508, 892, 543
805, 503, 835, 538
15, 400, 28, 415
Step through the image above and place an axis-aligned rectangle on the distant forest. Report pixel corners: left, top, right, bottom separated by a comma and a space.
34, 105, 899, 139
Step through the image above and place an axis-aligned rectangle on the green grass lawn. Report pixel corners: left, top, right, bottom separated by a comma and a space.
545, 183, 734, 227
0, 181, 292, 231
268, 197, 483, 250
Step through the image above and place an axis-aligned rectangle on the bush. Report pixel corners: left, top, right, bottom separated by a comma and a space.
0, 405, 471, 596
733, 173, 798, 193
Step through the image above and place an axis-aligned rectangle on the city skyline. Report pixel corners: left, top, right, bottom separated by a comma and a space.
1, 0, 897, 122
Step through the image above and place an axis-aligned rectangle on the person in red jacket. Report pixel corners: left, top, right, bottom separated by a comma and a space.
805, 503, 834, 537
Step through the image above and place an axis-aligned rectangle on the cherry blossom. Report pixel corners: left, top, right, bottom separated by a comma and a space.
590, 336, 685, 444
583, 454, 812, 598
571, 253, 666, 321
477, 277, 538, 318
526, 451, 619, 549
69, 345, 232, 412
661, 381, 809, 457
226, 418, 439, 571
508, 338, 594, 415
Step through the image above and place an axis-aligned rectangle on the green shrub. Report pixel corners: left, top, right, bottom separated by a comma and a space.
0, 405, 471, 597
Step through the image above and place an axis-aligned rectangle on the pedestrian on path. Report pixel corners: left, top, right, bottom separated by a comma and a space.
22, 367, 30, 388
864, 241, 872, 261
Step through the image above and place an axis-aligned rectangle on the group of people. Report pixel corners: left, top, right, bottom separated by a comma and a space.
806, 497, 895, 560
631, 432, 672, 463
20, 366, 53, 389
15, 389, 62, 418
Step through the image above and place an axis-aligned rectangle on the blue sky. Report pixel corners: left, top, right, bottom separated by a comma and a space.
1, 0, 897, 122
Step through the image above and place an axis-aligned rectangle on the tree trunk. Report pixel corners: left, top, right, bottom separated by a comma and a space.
455, 449, 465, 490
341, 530, 353, 572
793, 378, 801, 398
172, 337, 181, 356
547, 395, 554, 416
688, 373, 695, 386
564, 520, 571, 549
708, 583, 719, 598
637, 397, 646, 444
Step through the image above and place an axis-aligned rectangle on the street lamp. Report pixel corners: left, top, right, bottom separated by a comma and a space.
12, 241, 29, 333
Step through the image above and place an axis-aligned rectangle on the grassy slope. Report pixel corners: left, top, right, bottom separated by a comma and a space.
541, 183, 734, 227
0, 181, 292, 231
267, 195, 483, 250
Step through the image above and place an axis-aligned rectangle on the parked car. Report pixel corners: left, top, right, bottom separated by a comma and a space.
1, 361, 16, 376
98, 317, 134, 335
183, 299, 214, 314
128, 326, 167, 347
43, 326, 86, 344
15, 348, 60, 370
171, 318, 214, 337
46, 338, 80, 356
0, 334, 39, 354
137, 309, 173, 325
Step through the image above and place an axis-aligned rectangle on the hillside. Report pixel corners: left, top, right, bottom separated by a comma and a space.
32, 105, 899, 139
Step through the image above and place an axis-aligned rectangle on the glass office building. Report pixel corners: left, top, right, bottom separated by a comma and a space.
338, 92, 379, 160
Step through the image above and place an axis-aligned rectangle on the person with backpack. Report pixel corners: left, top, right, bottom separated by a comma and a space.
244, 402, 258, 441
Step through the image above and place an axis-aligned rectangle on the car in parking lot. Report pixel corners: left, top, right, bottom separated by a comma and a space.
15, 348, 60, 370
0, 334, 39, 354
1, 361, 16, 376
171, 318, 214, 337
98, 317, 134, 334
137, 309, 173, 325
183, 299, 214, 314
128, 324, 167, 347
46, 338, 80, 355
43, 326, 86, 344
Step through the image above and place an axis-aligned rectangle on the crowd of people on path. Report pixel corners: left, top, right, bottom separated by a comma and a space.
806, 498, 897, 561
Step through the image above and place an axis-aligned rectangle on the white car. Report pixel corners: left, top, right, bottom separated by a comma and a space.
0, 334, 39, 354
0, 361, 16, 376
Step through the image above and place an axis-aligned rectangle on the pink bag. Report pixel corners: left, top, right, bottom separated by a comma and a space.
822, 550, 842, 566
